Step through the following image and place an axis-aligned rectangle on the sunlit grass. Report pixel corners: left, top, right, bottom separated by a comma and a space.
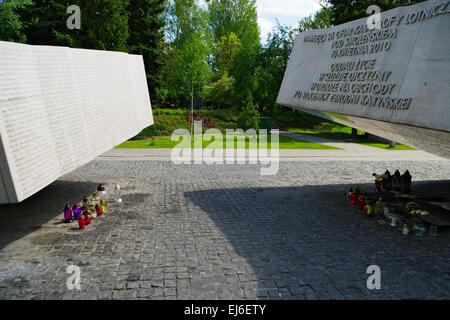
116, 134, 340, 150
286, 127, 416, 150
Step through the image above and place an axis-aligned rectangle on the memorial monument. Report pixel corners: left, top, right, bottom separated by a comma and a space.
0, 42, 154, 204
277, 0, 450, 158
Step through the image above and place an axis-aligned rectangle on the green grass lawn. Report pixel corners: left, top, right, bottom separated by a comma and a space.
286, 127, 416, 150
131, 108, 415, 151
116, 135, 340, 150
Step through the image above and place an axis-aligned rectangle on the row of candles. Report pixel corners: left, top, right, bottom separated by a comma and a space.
347, 187, 438, 237
63, 184, 122, 229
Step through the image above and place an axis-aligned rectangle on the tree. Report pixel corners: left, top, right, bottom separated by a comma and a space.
201, 72, 235, 108
296, 6, 332, 32
253, 6, 333, 113
237, 99, 259, 131
217, 32, 241, 76
18, 0, 129, 51
55, 0, 130, 51
17, 0, 66, 46
0, 0, 32, 43
127, 0, 166, 98
254, 23, 295, 112
208, 0, 260, 105
326, 0, 425, 25
164, 0, 212, 111
208, 0, 259, 46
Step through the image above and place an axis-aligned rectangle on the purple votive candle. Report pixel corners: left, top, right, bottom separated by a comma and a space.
72, 204, 82, 220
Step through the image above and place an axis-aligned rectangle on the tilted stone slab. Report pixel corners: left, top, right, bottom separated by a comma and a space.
277, 0, 450, 134
0, 42, 153, 203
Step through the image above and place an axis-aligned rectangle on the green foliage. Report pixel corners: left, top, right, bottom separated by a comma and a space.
153, 108, 187, 115
128, 0, 166, 97
254, 23, 295, 112
136, 123, 167, 137
163, 0, 212, 107
208, 0, 259, 46
54, 0, 130, 51
208, 0, 261, 104
217, 32, 241, 75
253, 6, 332, 113
17, 0, 66, 46
0, 0, 32, 42
326, 0, 426, 25
201, 72, 235, 108
237, 101, 259, 131
296, 6, 333, 32
17, 0, 130, 51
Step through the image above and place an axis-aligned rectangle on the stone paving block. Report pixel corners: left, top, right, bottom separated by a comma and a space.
0, 160, 449, 300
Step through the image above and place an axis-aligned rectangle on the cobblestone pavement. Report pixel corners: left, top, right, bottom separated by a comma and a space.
0, 160, 449, 300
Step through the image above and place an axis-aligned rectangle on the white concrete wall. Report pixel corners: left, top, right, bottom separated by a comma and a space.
277, 0, 450, 133
0, 42, 153, 203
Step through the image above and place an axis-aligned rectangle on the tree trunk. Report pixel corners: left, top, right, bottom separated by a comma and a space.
190, 85, 194, 137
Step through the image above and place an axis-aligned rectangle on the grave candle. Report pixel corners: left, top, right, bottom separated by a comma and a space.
84, 209, 91, 225
73, 203, 82, 220
114, 184, 122, 203
100, 199, 106, 213
91, 193, 100, 211
64, 204, 73, 223
97, 184, 107, 207
358, 195, 366, 210
78, 214, 86, 229
95, 203, 103, 216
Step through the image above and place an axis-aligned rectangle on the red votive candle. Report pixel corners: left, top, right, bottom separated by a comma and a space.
78, 217, 85, 229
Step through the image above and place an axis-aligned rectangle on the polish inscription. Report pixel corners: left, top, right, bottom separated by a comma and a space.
294, 0, 450, 111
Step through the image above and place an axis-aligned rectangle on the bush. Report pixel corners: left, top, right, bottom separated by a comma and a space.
153, 108, 186, 115
198, 108, 238, 123
186, 111, 217, 128
201, 73, 235, 109
237, 101, 259, 131
137, 123, 167, 137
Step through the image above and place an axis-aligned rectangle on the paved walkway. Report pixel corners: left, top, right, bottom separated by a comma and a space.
278, 131, 394, 151
100, 144, 443, 162
0, 159, 449, 300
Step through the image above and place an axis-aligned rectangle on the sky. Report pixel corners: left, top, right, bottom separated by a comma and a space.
257, 0, 323, 42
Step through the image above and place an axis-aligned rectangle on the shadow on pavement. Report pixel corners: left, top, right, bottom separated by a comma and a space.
185, 180, 450, 299
0, 180, 100, 251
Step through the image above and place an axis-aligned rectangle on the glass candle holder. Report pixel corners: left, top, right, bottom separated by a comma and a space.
73, 203, 82, 220
357, 195, 366, 210
350, 192, 358, 205
390, 215, 398, 227
114, 184, 122, 203
95, 203, 103, 216
86, 213, 92, 225
91, 193, 100, 210
402, 224, 409, 235
100, 199, 106, 213
78, 215, 86, 229
429, 220, 438, 237
83, 196, 90, 209
413, 219, 426, 237
97, 184, 108, 206
64, 204, 73, 223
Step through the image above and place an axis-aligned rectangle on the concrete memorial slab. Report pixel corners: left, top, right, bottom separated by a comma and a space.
0, 42, 153, 203
277, 0, 450, 158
